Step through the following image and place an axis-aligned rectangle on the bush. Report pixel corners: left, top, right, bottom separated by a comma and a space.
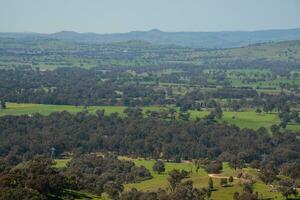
205, 161, 223, 174
153, 160, 165, 174
229, 176, 234, 183
220, 178, 228, 187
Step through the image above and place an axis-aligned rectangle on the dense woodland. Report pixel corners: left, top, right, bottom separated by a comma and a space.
0, 110, 299, 171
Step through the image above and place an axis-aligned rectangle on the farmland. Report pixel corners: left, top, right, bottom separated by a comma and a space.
2, 102, 300, 132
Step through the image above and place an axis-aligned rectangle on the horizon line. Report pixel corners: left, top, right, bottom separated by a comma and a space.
1, 27, 300, 35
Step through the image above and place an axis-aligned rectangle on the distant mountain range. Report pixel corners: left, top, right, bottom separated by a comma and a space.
1, 28, 300, 48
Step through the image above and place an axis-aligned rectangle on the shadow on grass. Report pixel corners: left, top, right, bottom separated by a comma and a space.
63, 190, 93, 199
287, 197, 300, 200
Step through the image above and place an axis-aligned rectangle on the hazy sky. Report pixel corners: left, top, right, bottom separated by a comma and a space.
0, 0, 299, 33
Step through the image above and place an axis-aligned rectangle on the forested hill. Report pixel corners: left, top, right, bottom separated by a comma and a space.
1, 28, 300, 48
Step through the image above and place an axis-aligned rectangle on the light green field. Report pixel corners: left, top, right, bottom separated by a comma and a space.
189, 110, 300, 132
226, 69, 300, 91
54, 158, 72, 168
122, 158, 285, 200
0, 103, 163, 117
55, 157, 286, 200
1, 103, 300, 132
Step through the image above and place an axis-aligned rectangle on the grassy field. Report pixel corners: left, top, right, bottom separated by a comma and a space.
190, 110, 300, 132
54, 158, 72, 168
0, 103, 163, 117
54, 157, 290, 200
1, 103, 300, 132
121, 158, 285, 200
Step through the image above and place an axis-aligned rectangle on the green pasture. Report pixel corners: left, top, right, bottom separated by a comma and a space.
55, 156, 287, 199
122, 158, 285, 200
1, 103, 300, 132
0, 103, 162, 117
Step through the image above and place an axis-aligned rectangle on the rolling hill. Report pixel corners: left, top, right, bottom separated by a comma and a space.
1, 28, 300, 48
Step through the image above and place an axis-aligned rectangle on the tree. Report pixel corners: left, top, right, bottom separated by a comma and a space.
213, 105, 223, 119
0, 157, 68, 199
220, 178, 228, 187
194, 158, 209, 173
170, 180, 207, 200
255, 108, 262, 114
167, 169, 189, 192
103, 181, 124, 200
232, 184, 258, 200
238, 172, 256, 186
208, 177, 214, 190
270, 124, 280, 135
153, 160, 165, 174
205, 161, 223, 174
233, 192, 239, 200
229, 156, 244, 171
280, 163, 300, 189
0, 100, 6, 109
178, 111, 190, 121
259, 168, 277, 185
277, 178, 298, 200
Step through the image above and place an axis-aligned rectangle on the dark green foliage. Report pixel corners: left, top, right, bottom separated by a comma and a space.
231, 184, 258, 200
255, 108, 262, 114
64, 154, 151, 195
0, 100, 5, 109
103, 181, 124, 200
120, 188, 159, 200
205, 161, 223, 174
0, 157, 68, 199
233, 192, 239, 200
208, 177, 214, 189
0, 111, 299, 173
229, 176, 234, 183
220, 178, 228, 187
228, 155, 245, 171
167, 169, 189, 192
259, 167, 277, 185
153, 160, 165, 174
277, 178, 298, 200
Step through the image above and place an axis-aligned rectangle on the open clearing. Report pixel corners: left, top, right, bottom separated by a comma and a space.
55, 157, 286, 200
123, 158, 285, 200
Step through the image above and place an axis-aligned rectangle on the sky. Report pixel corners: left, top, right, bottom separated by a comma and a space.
0, 0, 299, 33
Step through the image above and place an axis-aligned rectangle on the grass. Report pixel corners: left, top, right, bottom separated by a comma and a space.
54, 158, 72, 168
53, 155, 298, 200
225, 68, 300, 92
122, 158, 286, 200
64, 190, 107, 200
0, 102, 163, 117
189, 110, 300, 132
1, 103, 300, 132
